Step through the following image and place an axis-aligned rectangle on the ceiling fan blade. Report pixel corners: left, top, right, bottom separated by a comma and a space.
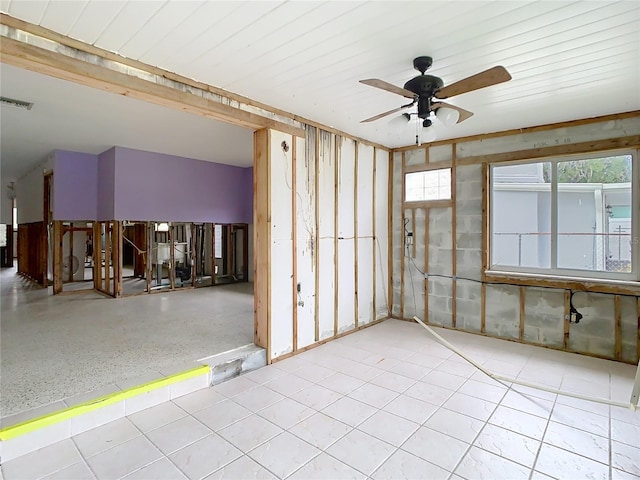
361, 104, 412, 123
431, 102, 474, 123
360, 79, 416, 99
434, 66, 511, 99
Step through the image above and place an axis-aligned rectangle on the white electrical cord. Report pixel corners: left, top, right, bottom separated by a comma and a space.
413, 316, 639, 411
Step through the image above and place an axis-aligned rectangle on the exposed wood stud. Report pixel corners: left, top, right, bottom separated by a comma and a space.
457, 136, 640, 167
212, 223, 217, 286
68, 222, 74, 283
405, 161, 453, 173
253, 129, 270, 361
292, 134, 298, 352
400, 152, 406, 319
145, 222, 151, 293
114, 221, 123, 298
169, 224, 175, 290
334, 135, 340, 336
451, 143, 457, 329
104, 223, 111, 295
424, 208, 430, 322
519, 286, 526, 341
481, 163, 489, 277
190, 223, 197, 288
403, 199, 454, 209
563, 290, 571, 349
481, 283, 486, 333
394, 110, 640, 152
315, 127, 320, 342
614, 295, 622, 360
372, 147, 377, 323
387, 151, 393, 317
354, 142, 359, 328
483, 273, 639, 296
52, 220, 62, 294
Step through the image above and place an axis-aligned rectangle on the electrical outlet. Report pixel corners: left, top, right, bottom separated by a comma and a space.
297, 283, 301, 293
405, 232, 413, 245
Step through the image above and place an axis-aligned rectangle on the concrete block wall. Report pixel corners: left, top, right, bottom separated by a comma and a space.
390, 112, 640, 363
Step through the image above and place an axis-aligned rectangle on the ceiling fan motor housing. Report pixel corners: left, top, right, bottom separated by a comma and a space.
404, 75, 444, 119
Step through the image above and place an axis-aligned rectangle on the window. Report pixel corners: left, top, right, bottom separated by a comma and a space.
405, 168, 451, 202
490, 151, 637, 281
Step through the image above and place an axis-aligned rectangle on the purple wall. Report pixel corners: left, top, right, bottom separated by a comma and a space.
97, 148, 116, 221
52, 147, 252, 223
113, 147, 252, 223
53, 150, 98, 220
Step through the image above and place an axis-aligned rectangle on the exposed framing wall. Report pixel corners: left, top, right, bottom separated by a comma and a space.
391, 112, 640, 363
254, 128, 390, 362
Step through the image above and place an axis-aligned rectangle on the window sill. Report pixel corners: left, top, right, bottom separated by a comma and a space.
484, 270, 640, 296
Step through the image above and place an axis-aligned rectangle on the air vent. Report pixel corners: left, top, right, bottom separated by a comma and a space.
0, 96, 34, 110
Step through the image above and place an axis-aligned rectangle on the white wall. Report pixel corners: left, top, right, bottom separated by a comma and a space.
15, 155, 53, 224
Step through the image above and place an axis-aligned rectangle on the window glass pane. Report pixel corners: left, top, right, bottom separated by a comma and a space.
557, 155, 632, 272
491, 162, 551, 268
405, 169, 451, 202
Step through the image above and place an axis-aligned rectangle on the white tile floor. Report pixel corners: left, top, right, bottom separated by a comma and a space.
2, 319, 639, 480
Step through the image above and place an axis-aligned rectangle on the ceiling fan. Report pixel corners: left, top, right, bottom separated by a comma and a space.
359, 56, 512, 127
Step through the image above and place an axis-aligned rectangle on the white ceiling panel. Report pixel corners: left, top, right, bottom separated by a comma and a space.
67, 1, 126, 45
1, 0, 638, 174
117, 1, 204, 60
39, 0, 87, 35
93, 1, 165, 52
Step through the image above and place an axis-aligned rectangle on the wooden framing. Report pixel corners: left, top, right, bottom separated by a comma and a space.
314, 128, 320, 342
614, 295, 622, 360
334, 136, 340, 335
104, 223, 111, 295
354, 142, 359, 328
388, 151, 394, 317
372, 148, 377, 322
145, 222, 152, 293
292, 134, 298, 352
190, 224, 197, 288
400, 152, 406, 318
52, 220, 62, 294
114, 221, 123, 297
253, 129, 270, 360
212, 223, 217, 286
519, 286, 526, 341
451, 144, 457, 328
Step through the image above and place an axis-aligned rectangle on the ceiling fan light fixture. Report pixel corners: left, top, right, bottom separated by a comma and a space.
436, 106, 460, 127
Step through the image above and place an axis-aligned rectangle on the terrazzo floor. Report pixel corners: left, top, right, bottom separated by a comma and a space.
0, 266, 253, 417
2, 319, 638, 479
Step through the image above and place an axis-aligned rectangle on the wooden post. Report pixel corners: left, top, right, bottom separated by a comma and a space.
292, 134, 298, 352
614, 295, 622, 360
388, 151, 393, 318
253, 129, 270, 359
372, 147, 377, 323
400, 152, 406, 318
563, 290, 571, 349
113, 220, 122, 297
145, 222, 152, 293
212, 223, 217, 286
334, 135, 340, 335
169, 224, 175, 290
451, 144, 457, 328
104, 222, 111, 295
190, 223, 197, 287
519, 286, 526, 341
52, 220, 62, 294
68, 222, 74, 283
354, 141, 359, 328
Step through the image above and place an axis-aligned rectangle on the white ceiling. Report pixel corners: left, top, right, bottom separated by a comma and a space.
1, 0, 639, 181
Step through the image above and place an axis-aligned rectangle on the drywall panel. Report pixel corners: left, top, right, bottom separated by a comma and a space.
568, 293, 615, 357
523, 288, 565, 347
296, 132, 315, 348
53, 151, 98, 221
375, 148, 390, 319
457, 116, 640, 158
485, 284, 520, 339
316, 131, 335, 341
337, 137, 356, 332
357, 144, 374, 326
269, 130, 294, 358
16, 155, 53, 224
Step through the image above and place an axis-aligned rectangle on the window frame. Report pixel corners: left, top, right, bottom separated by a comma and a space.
403, 165, 453, 207
487, 149, 638, 282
